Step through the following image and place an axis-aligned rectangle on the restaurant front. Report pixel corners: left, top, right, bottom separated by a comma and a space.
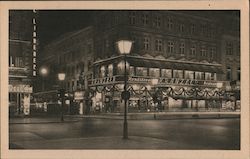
88, 55, 227, 113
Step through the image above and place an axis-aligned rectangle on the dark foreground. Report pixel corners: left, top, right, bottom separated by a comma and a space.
9, 117, 240, 149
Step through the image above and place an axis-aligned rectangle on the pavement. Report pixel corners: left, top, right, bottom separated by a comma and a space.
9, 111, 240, 124
10, 135, 211, 149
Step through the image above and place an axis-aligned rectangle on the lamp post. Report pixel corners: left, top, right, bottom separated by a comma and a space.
117, 40, 132, 139
58, 73, 66, 122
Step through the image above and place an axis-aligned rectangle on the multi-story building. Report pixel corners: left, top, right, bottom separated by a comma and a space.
40, 11, 240, 114
9, 10, 38, 116
37, 26, 94, 114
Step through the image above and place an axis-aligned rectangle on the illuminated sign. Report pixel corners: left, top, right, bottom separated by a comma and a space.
159, 78, 218, 87
74, 91, 84, 100
91, 77, 115, 85
9, 85, 33, 93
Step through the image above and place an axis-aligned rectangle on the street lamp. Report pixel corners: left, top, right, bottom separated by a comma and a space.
40, 66, 48, 91
58, 73, 66, 122
117, 40, 132, 139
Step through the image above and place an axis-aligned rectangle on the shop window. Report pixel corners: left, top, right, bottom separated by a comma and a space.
100, 66, 106, 78
205, 72, 212, 80
129, 66, 135, 76
161, 69, 172, 78
185, 71, 194, 79
173, 70, 183, 79
149, 68, 160, 77
211, 73, 217, 81
195, 72, 204, 80
136, 67, 147, 76
226, 67, 232, 81
108, 64, 113, 77
117, 61, 129, 75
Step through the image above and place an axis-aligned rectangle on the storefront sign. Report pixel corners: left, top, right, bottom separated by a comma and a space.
91, 77, 115, 85
159, 78, 218, 87
74, 91, 84, 100
9, 84, 33, 93
128, 77, 151, 83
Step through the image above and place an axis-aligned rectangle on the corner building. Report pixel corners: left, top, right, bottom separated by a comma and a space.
90, 11, 228, 113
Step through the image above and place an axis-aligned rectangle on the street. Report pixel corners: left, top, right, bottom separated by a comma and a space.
9, 117, 240, 149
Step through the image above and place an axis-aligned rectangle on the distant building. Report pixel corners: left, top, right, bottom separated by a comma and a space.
40, 11, 240, 114
9, 10, 38, 116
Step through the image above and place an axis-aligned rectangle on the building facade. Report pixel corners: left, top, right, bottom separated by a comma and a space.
9, 10, 38, 116
40, 11, 240, 114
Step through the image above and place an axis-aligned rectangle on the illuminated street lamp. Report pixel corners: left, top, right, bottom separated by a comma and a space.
117, 40, 132, 139
40, 66, 48, 91
58, 73, 66, 122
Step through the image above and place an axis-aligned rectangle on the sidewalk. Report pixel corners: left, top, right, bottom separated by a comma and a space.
10, 135, 206, 149
9, 116, 79, 124
70, 111, 240, 120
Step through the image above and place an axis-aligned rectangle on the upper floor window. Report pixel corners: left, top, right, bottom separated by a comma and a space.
226, 42, 233, 55
200, 45, 207, 57
154, 15, 161, 27
167, 41, 174, 54
155, 39, 162, 52
209, 47, 216, 59
143, 37, 150, 51
142, 13, 149, 25
190, 24, 195, 35
179, 42, 185, 55
190, 43, 196, 56
167, 17, 173, 30
226, 67, 232, 81
179, 24, 184, 33
129, 12, 136, 25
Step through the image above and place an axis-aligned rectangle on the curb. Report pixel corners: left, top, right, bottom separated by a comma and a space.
9, 119, 79, 124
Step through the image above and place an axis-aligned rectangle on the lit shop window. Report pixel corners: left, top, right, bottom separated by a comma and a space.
136, 67, 148, 76
117, 61, 129, 75
161, 69, 172, 78
195, 72, 204, 80
185, 71, 194, 79
149, 68, 160, 77
173, 70, 183, 79
205, 72, 212, 80
211, 73, 217, 81
108, 64, 113, 77
129, 66, 135, 76
100, 66, 106, 78
226, 67, 232, 81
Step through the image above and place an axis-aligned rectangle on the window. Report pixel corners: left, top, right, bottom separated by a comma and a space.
161, 69, 172, 78
195, 72, 204, 80
190, 44, 196, 56
33, 51, 36, 57
179, 42, 185, 55
173, 70, 183, 79
226, 42, 233, 55
237, 67, 240, 81
129, 12, 136, 25
129, 66, 135, 76
33, 71, 36, 76
142, 13, 148, 25
108, 64, 113, 77
167, 41, 174, 54
155, 39, 162, 52
136, 67, 148, 76
211, 73, 216, 80
191, 24, 195, 35
33, 32, 36, 37
226, 67, 232, 81
205, 72, 212, 80
200, 45, 207, 57
149, 68, 160, 77
100, 66, 106, 78
143, 37, 150, 50
167, 17, 173, 30
179, 24, 184, 32
154, 15, 161, 27
209, 47, 216, 59
185, 71, 194, 79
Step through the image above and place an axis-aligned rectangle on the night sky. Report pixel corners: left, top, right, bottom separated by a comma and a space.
38, 10, 97, 48
37, 10, 240, 49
